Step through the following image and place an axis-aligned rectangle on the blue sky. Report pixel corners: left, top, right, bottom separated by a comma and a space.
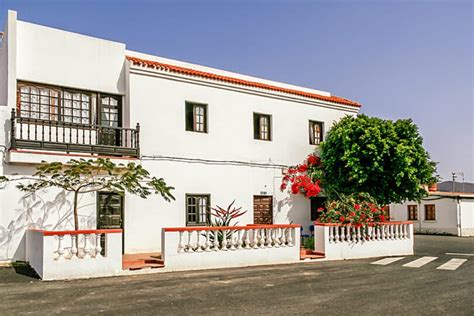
1, 0, 473, 181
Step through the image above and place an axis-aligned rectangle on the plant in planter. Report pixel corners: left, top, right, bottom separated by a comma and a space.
207, 200, 247, 245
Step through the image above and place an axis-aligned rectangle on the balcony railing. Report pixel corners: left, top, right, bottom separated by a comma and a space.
10, 109, 140, 157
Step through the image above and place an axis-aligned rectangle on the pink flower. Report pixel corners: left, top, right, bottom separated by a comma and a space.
354, 204, 361, 210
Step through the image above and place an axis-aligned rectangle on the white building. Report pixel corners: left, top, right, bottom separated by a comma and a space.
0, 10, 361, 263
390, 182, 474, 237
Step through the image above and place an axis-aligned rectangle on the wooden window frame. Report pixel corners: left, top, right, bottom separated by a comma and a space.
185, 102, 208, 133
424, 204, 436, 221
253, 113, 272, 141
185, 194, 211, 226
17, 81, 122, 127
407, 205, 418, 221
309, 120, 324, 145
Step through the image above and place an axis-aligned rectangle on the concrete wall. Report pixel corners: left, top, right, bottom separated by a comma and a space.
25, 230, 122, 280
315, 223, 414, 260
162, 226, 300, 272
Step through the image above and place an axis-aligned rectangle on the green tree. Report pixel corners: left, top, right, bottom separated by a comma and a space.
320, 114, 437, 205
0, 158, 174, 230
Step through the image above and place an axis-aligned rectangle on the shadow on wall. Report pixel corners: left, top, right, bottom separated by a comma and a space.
0, 189, 95, 261
276, 194, 310, 233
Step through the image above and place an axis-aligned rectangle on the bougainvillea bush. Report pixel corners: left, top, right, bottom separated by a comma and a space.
317, 193, 387, 226
280, 153, 323, 198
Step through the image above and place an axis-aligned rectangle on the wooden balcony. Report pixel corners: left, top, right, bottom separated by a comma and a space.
10, 109, 140, 158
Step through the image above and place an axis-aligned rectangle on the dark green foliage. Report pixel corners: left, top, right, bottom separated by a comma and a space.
320, 115, 437, 205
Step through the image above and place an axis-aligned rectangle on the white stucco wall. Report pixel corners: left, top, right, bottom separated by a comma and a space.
390, 197, 469, 236
123, 68, 356, 254
16, 20, 126, 95
0, 11, 359, 260
460, 199, 474, 236
0, 163, 96, 261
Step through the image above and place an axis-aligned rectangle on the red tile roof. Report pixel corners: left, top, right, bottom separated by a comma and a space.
126, 56, 361, 108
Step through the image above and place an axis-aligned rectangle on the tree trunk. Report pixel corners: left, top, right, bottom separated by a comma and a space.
73, 191, 79, 231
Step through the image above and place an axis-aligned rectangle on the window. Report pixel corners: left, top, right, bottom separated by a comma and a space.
309, 121, 323, 145
408, 205, 418, 220
185, 102, 207, 133
17, 82, 120, 126
18, 83, 94, 124
425, 204, 436, 221
253, 113, 271, 141
186, 194, 210, 226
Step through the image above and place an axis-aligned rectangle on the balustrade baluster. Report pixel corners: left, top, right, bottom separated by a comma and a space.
253, 229, 259, 249
244, 229, 251, 249
205, 230, 211, 251
273, 228, 279, 248
213, 230, 219, 251
222, 229, 228, 250
41, 121, 45, 143
187, 231, 194, 252
57, 235, 65, 259
356, 227, 361, 242
95, 234, 102, 257
237, 230, 243, 249
340, 226, 346, 242
178, 231, 185, 253
229, 230, 236, 250
71, 235, 78, 257
27, 120, 30, 140
334, 226, 340, 243
196, 230, 203, 252
34, 120, 37, 140
85, 234, 92, 257
259, 229, 266, 248
287, 228, 294, 246
280, 228, 287, 246
403, 224, 408, 238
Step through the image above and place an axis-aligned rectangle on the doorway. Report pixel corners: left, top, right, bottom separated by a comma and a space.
97, 192, 124, 253
253, 195, 273, 224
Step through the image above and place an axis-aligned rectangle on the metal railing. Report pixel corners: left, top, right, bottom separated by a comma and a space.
10, 109, 140, 157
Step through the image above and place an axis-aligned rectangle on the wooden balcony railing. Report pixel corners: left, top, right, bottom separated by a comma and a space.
10, 109, 140, 157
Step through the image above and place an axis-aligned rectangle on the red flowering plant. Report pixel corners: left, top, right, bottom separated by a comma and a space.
207, 200, 247, 245
280, 154, 323, 198
317, 193, 388, 227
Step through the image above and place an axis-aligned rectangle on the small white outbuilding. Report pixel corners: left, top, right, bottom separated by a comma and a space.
390, 181, 474, 237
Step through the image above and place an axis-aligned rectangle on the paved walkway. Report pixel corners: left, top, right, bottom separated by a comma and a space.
0, 235, 473, 315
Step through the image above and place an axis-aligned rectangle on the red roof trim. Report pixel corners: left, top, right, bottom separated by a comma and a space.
126, 56, 361, 108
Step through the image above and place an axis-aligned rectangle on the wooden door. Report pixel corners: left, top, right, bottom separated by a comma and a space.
253, 195, 273, 224
97, 192, 124, 253
98, 95, 121, 147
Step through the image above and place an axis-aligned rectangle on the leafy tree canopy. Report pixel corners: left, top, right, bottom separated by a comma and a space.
320, 114, 437, 205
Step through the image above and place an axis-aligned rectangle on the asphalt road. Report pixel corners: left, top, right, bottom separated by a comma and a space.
0, 235, 473, 315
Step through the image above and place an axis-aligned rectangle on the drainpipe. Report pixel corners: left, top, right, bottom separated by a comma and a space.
456, 197, 462, 237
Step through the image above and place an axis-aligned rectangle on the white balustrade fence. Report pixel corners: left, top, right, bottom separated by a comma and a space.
315, 221, 414, 260
26, 229, 123, 280
162, 224, 301, 271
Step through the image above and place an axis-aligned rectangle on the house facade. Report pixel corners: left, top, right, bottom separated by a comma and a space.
389, 182, 474, 237
0, 11, 361, 263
